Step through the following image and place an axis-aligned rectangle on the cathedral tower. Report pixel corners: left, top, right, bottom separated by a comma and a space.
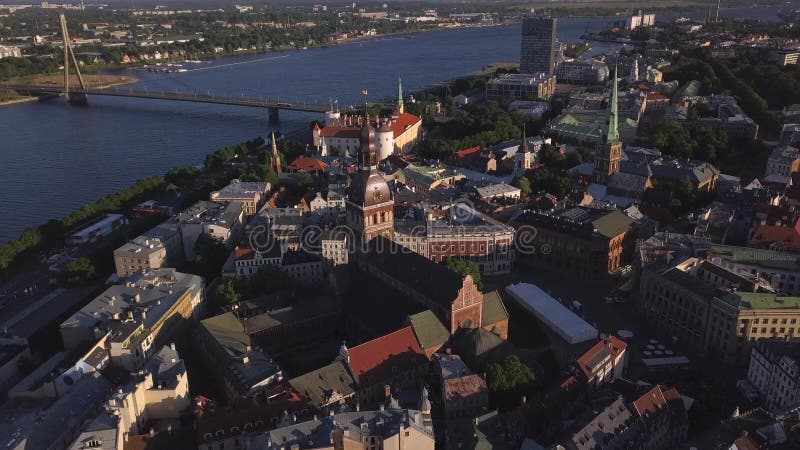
346, 117, 394, 247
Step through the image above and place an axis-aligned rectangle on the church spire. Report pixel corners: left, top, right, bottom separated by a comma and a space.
398, 76, 404, 114
606, 65, 620, 145
270, 131, 282, 176
520, 124, 529, 153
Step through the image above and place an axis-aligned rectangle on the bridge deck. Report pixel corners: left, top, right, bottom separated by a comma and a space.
3, 84, 334, 113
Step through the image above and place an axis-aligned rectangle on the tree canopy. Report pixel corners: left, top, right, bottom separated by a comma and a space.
444, 257, 483, 291
486, 355, 536, 411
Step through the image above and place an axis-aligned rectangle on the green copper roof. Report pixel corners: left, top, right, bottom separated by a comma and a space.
722, 291, 800, 310
408, 310, 450, 349
606, 65, 619, 145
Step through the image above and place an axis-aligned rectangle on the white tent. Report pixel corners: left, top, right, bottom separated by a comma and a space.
505, 282, 598, 344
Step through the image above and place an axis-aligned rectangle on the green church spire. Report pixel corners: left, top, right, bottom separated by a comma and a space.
398, 76, 404, 114
606, 65, 619, 145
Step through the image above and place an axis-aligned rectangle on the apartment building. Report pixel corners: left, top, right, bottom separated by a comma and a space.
176, 200, 245, 260
746, 339, 800, 412
67, 345, 190, 450
639, 259, 800, 363
210, 179, 271, 216
113, 218, 183, 277
60, 269, 204, 363
486, 73, 557, 101
243, 408, 435, 449
708, 244, 800, 296
765, 146, 800, 178
196, 312, 283, 403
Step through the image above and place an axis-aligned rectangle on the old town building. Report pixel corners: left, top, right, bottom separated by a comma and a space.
639, 258, 800, 363
515, 206, 636, 278
393, 203, 515, 275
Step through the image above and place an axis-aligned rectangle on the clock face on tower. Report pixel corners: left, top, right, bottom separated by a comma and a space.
373, 190, 383, 202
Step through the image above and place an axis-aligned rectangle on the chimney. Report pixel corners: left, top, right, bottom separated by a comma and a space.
243, 355, 250, 365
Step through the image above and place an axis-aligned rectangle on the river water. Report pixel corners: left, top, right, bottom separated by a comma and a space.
0, 6, 780, 243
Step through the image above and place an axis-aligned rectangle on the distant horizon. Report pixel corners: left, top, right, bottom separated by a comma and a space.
0, 0, 789, 8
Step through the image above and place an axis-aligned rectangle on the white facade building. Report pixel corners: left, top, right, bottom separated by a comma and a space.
747, 340, 800, 412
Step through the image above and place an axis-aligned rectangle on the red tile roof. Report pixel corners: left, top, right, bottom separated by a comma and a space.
750, 221, 800, 250
632, 385, 668, 418
647, 92, 670, 101
287, 156, 329, 172
575, 336, 627, 380
318, 113, 421, 141
390, 112, 422, 139
455, 146, 481, 159
235, 246, 255, 260
347, 326, 426, 385
319, 127, 362, 139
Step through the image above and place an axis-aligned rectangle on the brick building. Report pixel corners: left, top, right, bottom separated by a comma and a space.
393, 203, 515, 275
366, 236, 484, 334
515, 206, 636, 278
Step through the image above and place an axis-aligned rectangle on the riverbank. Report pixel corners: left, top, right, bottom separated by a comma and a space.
0, 73, 138, 107
9, 73, 138, 89
0, 96, 37, 107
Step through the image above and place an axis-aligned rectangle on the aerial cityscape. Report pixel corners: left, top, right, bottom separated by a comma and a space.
4, 0, 800, 449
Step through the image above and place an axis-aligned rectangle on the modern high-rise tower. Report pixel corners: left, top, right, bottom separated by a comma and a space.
520, 16, 557, 75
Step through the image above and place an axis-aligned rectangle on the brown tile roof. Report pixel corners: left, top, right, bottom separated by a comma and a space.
444, 374, 488, 400
288, 156, 329, 172
632, 385, 667, 418
347, 326, 426, 385
733, 435, 763, 450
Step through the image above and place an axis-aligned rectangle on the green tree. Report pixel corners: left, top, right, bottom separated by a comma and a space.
527, 168, 573, 198
650, 121, 695, 158
444, 257, 483, 291
215, 277, 241, 305
249, 265, 292, 294
64, 257, 97, 285
192, 234, 230, 279
486, 355, 535, 411
297, 172, 314, 191
513, 177, 532, 199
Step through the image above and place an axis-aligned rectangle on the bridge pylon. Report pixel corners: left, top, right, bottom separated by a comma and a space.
60, 13, 88, 105
268, 107, 280, 123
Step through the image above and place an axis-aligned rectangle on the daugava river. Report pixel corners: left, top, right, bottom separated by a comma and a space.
0, 6, 780, 243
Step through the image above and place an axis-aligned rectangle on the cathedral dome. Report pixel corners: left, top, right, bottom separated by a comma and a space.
348, 172, 392, 207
